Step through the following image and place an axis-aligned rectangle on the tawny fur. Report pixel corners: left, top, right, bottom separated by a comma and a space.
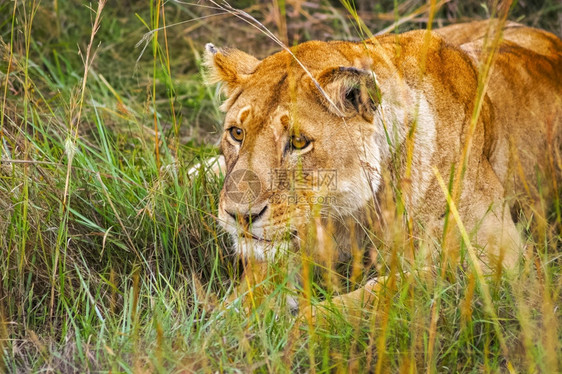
204, 20, 562, 310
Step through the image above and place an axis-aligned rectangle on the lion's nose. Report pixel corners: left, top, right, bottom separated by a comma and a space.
225, 205, 268, 226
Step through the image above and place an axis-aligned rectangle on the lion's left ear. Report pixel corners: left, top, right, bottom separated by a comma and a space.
315, 66, 381, 121
204, 43, 260, 95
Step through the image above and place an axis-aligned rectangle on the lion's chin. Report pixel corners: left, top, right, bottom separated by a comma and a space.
232, 235, 291, 262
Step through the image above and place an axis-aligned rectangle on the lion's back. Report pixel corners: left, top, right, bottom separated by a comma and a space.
439, 20, 562, 199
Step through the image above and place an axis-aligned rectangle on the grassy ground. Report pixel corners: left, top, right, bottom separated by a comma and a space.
1, 0, 561, 372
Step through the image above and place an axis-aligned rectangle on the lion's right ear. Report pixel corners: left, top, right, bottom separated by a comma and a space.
204, 43, 260, 95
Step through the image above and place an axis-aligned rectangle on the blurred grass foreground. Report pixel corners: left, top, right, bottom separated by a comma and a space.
1, 0, 561, 372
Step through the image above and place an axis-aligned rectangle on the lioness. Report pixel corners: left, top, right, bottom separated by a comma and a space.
202, 20, 562, 312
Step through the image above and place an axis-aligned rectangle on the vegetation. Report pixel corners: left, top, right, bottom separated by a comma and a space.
1, 0, 560, 372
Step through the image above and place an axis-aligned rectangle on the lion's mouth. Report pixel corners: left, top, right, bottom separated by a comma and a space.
235, 229, 272, 243
238, 229, 298, 244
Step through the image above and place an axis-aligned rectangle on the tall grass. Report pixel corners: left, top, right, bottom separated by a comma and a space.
1, 0, 560, 372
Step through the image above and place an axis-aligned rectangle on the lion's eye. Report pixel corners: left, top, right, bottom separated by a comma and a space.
229, 127, 244, 142
291, 134, 309, 150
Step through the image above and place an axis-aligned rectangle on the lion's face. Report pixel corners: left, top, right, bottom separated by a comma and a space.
205, 41, 412, 260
